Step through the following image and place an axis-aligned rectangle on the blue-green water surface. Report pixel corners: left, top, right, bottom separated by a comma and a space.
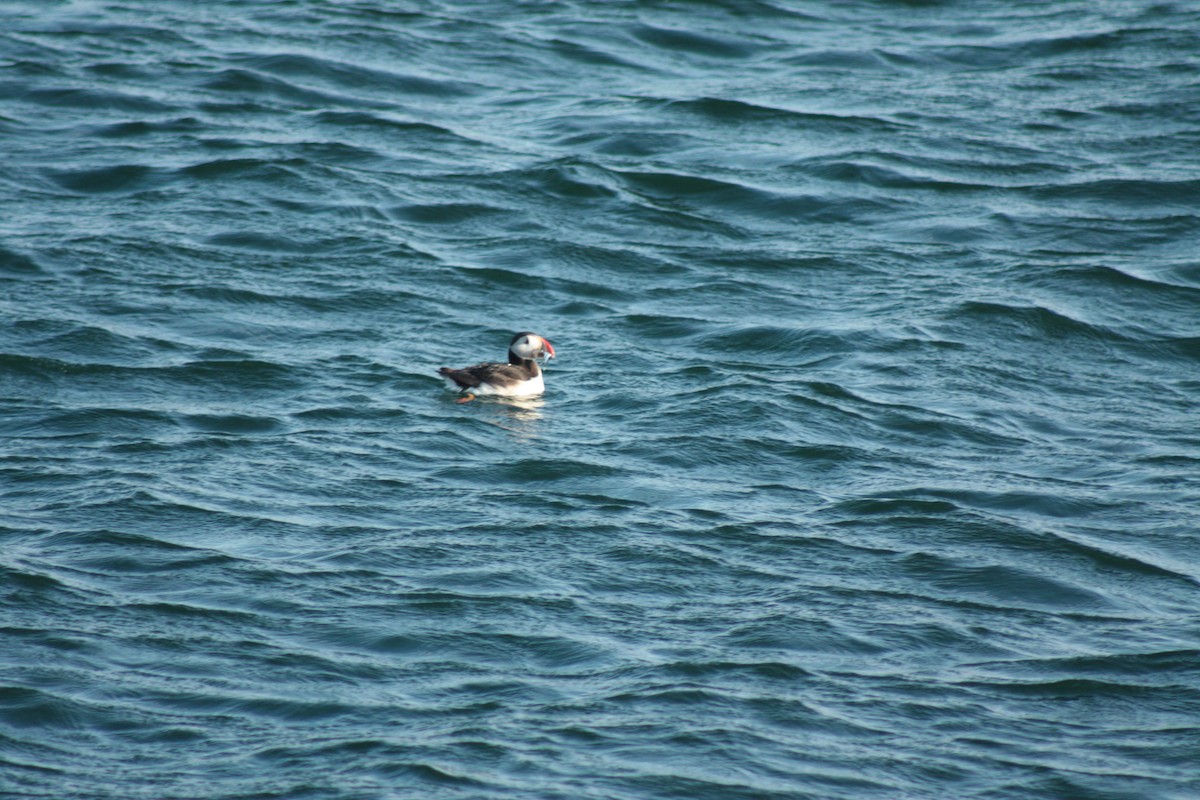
2, 1, 1199, 798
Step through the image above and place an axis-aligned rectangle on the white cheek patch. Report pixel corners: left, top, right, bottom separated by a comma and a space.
512, 336, 533, 358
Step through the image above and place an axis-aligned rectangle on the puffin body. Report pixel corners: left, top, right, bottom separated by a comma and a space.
439, 332, 555, 401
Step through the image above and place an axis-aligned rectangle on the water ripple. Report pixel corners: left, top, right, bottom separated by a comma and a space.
2, 1, 1199, 799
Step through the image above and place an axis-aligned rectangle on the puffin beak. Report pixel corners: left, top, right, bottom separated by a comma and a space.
541, 338, 555, 361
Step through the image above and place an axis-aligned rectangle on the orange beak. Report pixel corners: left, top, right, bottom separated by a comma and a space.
541, 338, 556, 361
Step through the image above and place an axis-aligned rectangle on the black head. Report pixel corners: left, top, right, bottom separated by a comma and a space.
508, 332, 556, 363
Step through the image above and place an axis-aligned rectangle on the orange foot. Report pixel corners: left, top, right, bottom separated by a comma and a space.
456, 393, 476, 404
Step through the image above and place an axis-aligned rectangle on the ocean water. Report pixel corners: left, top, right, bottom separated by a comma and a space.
2, 1, 1199, 798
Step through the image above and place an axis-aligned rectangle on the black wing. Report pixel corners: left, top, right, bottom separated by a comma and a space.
438, 362, 532, 389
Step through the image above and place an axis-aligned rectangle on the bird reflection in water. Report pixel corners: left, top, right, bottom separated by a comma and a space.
491, 396, 544, 439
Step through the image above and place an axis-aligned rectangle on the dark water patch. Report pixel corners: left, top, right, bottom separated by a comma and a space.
446, 264, 548, 293
173, 283, 321, 309
115, 599, 265, 629
199, 68, 390, 110
383, 589, 584, 623
441, 630, 614, 671
792, 386, 1025, 454
409, 567, 566, 598
871, 151, 1073, 183
0, 356, 317, 406
42, 164, 159, 194
630, 24, 758, 60
1069, 539, 1187, 600
614, 167, 899, 226
234, 52, 479, 99
193, 96, 274, 116
1128, 331, 1200, 367
501, 158, 621, 203
825, 492, 1198, 587
789, 380, 881, 418
10, 319, 171, 364
799, 158, 992, 192
832, 496, 964, 518
970, 649, 1200, 683
84, 61, 165, 81
89, 116, 205, 138
1025, 178, 1200, 209
559, 128, 699, 159
699, 325, 862, 358
615, 760, 886, 800
127, 682, 352, 722
179, 413, 285, 435
0, 626, 100, 657
946, 301, 1129, 345
550, 298, 617, 317
179, 156, 309, 184
43, 528, 240, 575
919, 487, 1126, 520
265, 197, 392, 226
202, 231, 320, 253
548, 35, 655, 71
918, 28, 1144, 72
700, 251, 878, 282
5, 407, 176, 439
389, 202, 512, 226
957, 676, 1200, 710
366, 761, 494, 790
290, 405, 411, 426
308, 110, 485, 150
292, 140, 386, 167
1098, 97, 1200, 124
530, 240, 683, 293
20, 15, 195, 45
990, 210, 1198, 254
436, 457, 628, 485
666, 96, 909, 134
758, 441, 879, 471
658, 660, 814, 683
1015, 28, 1163, 60
1035, 263, 1200, 301
637, 432, 775, 472
0, 686, 86, 731
311, 109, 440, 132
159, 358, 308, 392
720, 616, 888, 656
251, 738, 462, 771
620, 313, 710, 341
898, 552, 1115, 612
1153, 335, 1200, 364
0, 245, 45, 276
0, 57, 69, 79
616, 168, 760, 201
784, 49, 896, 71
411, 676, 562, 710
0, 565, 68, 596
13, 85, 173, 113
0, 114, 26, 138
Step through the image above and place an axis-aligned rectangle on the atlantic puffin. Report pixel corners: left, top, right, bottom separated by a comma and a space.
439, 332, 556, 403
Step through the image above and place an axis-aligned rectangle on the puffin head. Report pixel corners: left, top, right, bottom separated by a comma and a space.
509, 331, 555, 363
